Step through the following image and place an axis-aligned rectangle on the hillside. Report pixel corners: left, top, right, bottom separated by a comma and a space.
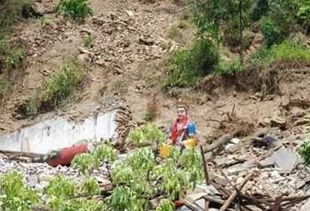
0, 0, 310, 210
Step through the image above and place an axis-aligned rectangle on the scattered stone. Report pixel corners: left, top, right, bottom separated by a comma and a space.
295, 118, 310, 126
77, 53, 91, 63
271, 117, 286, 128
251, 135, 277, 149
301, 199, 310, 211
261, 147, 300, 173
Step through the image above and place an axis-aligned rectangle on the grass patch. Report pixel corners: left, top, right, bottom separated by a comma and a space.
299, 138, 310, 166
0, 0, 33, 32
41, 58, 83, 108
0, 37, 25, 71
0, 79, 11, 99
163, 38, 219, 89
16, 58, 84, 118
83, 35, 93, 48
251, 40, 310, 67
56, 0, 93, 21
166, 26, 182, 40
214, 59, 245, 76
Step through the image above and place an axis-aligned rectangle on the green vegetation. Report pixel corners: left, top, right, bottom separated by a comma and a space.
0, 37, 25, 71
156, 199, 175, 211
40, 16, 53, 27
83, 35, 93, 48
251, 40, 310, 67
163, 0, 310, 91
214, 59, 245, 76
93, 143, 116, 162
297, 4, 310, 34
56, 0, 93, 21
0, 0, 33, 31
21, 58, 83, 116
44, 176, 106, 210
72, 153, 101, 174
260, 17, 283, 47
42, 58, 83, 107
72, 143, 116, 174
299, 138, 310, 166
0, 123, 204, 210
80, 176, 100, 195
144, 95, 158, 122
0, 171, 39, 210
110, 146, 203, 209
0, 79, 11, 99
163, 38, 219, 89
129, 123, 167, 147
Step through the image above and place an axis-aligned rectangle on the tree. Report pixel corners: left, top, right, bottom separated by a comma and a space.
191, 0, 254, 64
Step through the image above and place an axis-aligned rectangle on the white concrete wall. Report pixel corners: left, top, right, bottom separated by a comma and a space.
0, 111, 117, 154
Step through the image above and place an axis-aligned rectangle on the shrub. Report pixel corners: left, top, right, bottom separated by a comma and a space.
0, 79, 11, 99
297, 5, 310, 34
0, 37, 25, 71
80, 176, 100, 195
156, 199, 175, 211
65, 198, 107, 210
0, 171, 39, 210
251, 0, 269, 21
41, 58, 83, 108
260, 17, 283, 47
44, 176, 76, 210
214, 59, 245, 76
83, 34, 93, 48
299, 138, 310, 166
129, 123, 167, 147
56, 0, 93, 21
163, 38, 219, 88
251, 40, 310, 67
0, 0, 32, 31
93, 143, 116, 162
71, 153, 100, 174
144, 94, 158, 122
4, 47, 25, 69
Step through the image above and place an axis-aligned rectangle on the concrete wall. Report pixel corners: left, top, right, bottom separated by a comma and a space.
0, 111, 117, 154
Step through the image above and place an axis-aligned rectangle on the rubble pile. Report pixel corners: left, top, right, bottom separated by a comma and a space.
0, 154, 111, 192
180, 133, 310, 211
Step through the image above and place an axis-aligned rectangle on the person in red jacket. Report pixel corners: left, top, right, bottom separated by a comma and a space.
168, 101, 197, 146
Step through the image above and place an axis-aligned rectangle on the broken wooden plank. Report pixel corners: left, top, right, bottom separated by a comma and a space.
203, 134, 232, 153
272, 196, 282, 211
219, 174, 253, 211
200, 145, 209, 184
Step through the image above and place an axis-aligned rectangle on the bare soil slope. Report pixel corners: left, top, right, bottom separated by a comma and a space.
0, 0, 310, 147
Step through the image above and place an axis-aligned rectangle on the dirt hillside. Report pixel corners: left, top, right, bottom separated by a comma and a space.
0, 0, 310, 148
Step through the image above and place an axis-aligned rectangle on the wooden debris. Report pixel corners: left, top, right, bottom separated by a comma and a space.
220, 174, 253, 211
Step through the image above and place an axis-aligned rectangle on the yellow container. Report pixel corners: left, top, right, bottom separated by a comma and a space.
159, 143, 172, 158
183, 138, 197, 148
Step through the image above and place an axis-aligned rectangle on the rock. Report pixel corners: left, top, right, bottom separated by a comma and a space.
125, 10, 134, 17
231, 138, 241, 144
261, 147, 300, 173
77, 53, 91, 63
80, 28, 94, 35
301, 199, 310, 211
270, 117, 286, 128
92, 16, 105, 25
33, 2, 45, 15
291, 107, 306, 118
251, 135, 277, 149
295, 118, 310, 126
